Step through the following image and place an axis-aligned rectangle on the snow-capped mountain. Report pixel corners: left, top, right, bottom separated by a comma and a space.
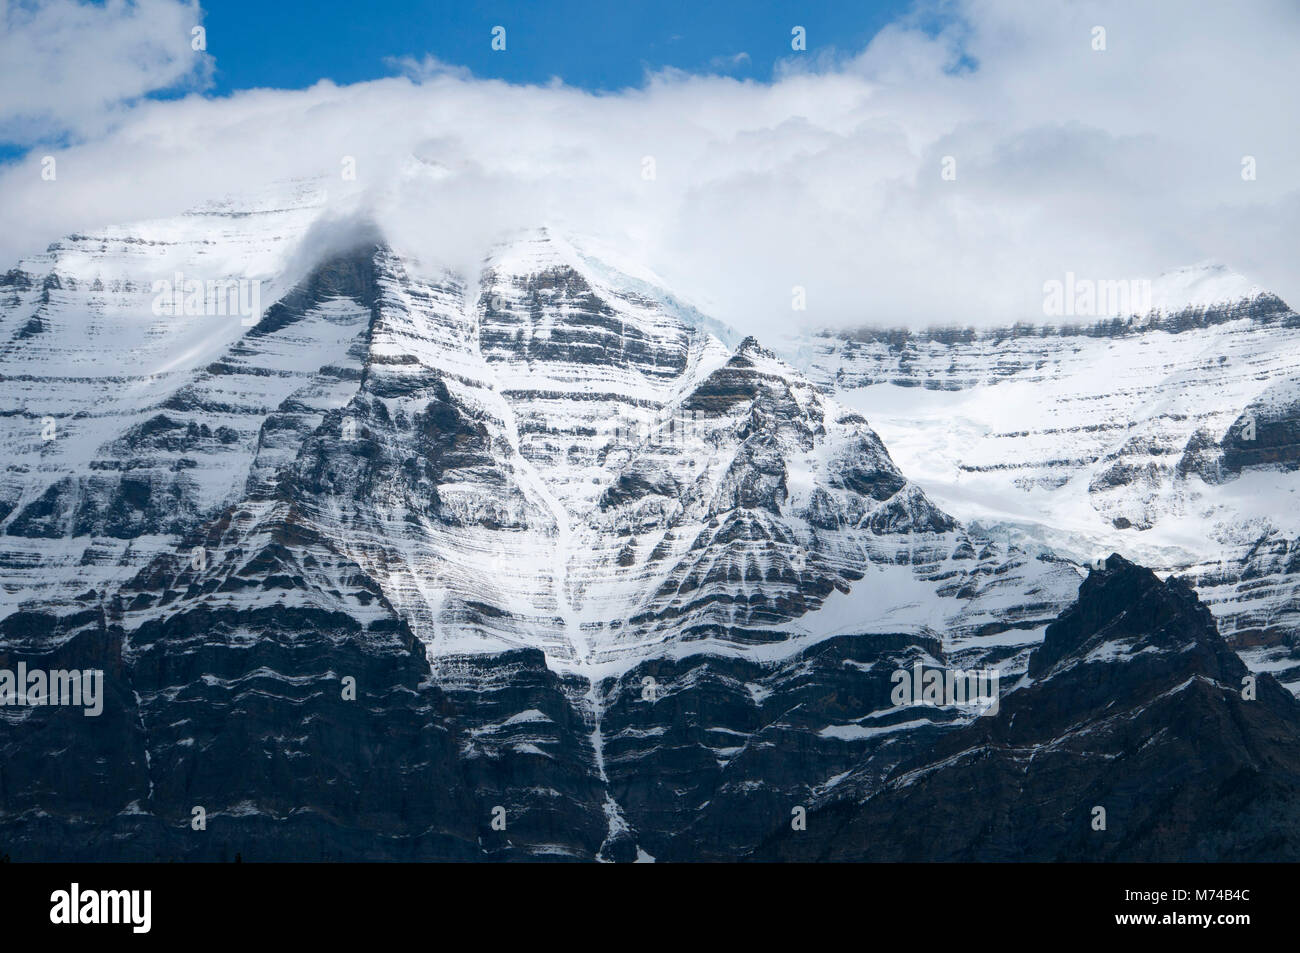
0, 201, 1076, 676
2, 184, 1298, 861
793, 273, 1300, 694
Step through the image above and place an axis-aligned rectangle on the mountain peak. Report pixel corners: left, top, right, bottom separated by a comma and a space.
1149, 261, 1264, 314
733, 334, 775, 360
1028, 553, 1218, 678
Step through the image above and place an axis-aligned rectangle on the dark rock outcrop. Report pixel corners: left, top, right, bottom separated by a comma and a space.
756, 555, 1300, 861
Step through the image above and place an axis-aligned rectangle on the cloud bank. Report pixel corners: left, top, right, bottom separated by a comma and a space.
1, 0, 1297, 334
0, 0, 211, 144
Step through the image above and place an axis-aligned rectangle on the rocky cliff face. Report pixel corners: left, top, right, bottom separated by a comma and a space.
1, 193, 1295, 860
757, 555, 1300, 861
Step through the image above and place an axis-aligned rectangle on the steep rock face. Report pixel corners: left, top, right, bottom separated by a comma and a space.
1217, 377, 1300, 476
568, 335, 973, 662
594, 631, 968, 861
0, 596, 487, 861
0, 185, 357, 617
435, 650, 616, 861
756, 555, 1300, 861
797, 281, 1300, 691
0, 599, 625, 861
0, 608, 154, 858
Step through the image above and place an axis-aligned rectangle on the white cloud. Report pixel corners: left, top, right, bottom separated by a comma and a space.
0, 0, 1297, 334
0, 0, 212, 144
706, 51, 751, 72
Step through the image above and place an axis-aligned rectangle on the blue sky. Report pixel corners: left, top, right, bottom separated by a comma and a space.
0, 0, 917, 162
200, 0, 911, 94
